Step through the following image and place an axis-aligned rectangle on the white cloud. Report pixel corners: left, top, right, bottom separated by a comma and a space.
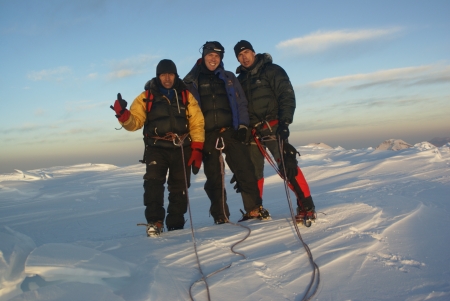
107, 69, 139, 80
27, 66, 72, 81
34, 108, 46, 116
307, 63, 450, 89
87, 73, 98, 79
277, 27, 403, 54
107, 54, 158, 80
1, 123, 42, 134
62, 127, 98, 135
65, 100, 107, 112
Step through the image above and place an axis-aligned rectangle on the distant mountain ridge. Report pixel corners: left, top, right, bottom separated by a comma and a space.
429, 137, 450, 147
302, 138, 448, 151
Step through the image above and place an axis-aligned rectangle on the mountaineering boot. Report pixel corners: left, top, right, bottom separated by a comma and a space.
167, 226, 184, 231
146, 221, 164, 237
295, 207, 316, 227
214, 218, 229, 225
238, 206, 271, 222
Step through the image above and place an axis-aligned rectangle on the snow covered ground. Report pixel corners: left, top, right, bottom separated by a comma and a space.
1, 142, 449, 301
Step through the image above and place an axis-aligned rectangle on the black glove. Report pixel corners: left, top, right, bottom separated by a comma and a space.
236, 125, 248, 143
276, 122, 290, 140
230, 174, 241, 193
283, 160, 298, 180
281, 142, 299, 180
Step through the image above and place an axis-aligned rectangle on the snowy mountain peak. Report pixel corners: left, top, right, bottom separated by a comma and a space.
305, 142, 333, 149
414, 141, 438, 151
375, 139, 412, 151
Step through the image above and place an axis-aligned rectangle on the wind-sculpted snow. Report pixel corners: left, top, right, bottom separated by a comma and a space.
25, 243, 131, 282
0, 227, 36, 300
8, 282, 125, 301
0, 143, 449, 300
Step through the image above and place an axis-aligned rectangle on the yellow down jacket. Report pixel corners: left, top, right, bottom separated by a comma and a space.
119, 89, 205, 145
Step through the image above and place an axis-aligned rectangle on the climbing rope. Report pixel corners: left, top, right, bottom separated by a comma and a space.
277, 137, 320, 301
216, 137, 252, 259
189, 136, 252, 300
169, 134, 211, 301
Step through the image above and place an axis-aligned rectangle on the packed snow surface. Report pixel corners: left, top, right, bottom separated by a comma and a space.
1, 144, 450, 300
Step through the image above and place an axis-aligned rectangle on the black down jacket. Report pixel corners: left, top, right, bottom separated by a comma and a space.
236, 53, 296, 127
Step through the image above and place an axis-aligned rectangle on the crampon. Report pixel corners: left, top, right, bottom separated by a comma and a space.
137, 221, 163, 237
295, 208, 316, 227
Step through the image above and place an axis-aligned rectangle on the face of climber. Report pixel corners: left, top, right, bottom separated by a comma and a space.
159, 73, 176, 89
204, 52, 221, 71
237, 49, 256, 68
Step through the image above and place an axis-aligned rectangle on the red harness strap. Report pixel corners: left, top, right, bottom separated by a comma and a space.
259, 119, 279, 130
145, 90, 154, 112
251, 129, 283, 178
181, 90, 188, 105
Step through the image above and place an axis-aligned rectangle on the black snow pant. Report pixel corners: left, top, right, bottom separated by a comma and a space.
249, 124, 315, 211
143, 145, 192, 229
202, 128, 262, 221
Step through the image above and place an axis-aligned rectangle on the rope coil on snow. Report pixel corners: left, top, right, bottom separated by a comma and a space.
188, 137, 253, 300
186, 134, 320, 300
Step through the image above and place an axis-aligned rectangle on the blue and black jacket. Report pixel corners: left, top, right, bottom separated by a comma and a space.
183, 59, 250, 132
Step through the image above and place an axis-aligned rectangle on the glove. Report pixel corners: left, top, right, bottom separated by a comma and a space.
282, 142, 299, 180
188, 142, 203, 175
283, 160, 298, 180
230, 174, 241, 193
110, 93, 130, 123
276, 122, 290, 140
236, 125, 248, 143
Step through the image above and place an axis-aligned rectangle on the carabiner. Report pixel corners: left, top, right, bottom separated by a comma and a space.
173, 133, 182, 146
215, 137, 225, 150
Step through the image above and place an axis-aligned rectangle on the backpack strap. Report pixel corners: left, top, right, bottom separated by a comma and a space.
146, 89, 186, 112
145, 90, 154, 112
181, 90, 188, 105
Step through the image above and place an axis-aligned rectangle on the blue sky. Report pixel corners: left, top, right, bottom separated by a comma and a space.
1, 0, 449, 173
